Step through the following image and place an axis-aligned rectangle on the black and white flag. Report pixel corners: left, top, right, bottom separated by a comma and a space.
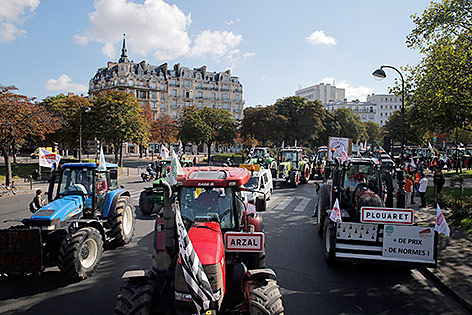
175, 204, 217, 313
379, 146, 394, 164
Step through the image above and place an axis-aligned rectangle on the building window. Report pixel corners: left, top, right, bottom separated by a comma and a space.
120, 79, 125, 84
198, 101, 203, 108
139, 81, 144, 86
369, 114, 374, 119
211, 103, 216, 109
139, 91, 147, 99
172, 100, 178, 108
235, 94, 239, 101
161, 94, 165, 101
161, 103, 166, 112
129, 80, 134, 86
196, 73, 201, 79
160, 83, 165, 90
172, 89, 177, 97
185, 100, 191, 107
151, 82, 157, 89
210, 83, 215, 89
151, 92, 157, 99
197, 82, 202, 88
380, 105, 383, 109
151, 102, 157, 109
211, 93, 216, 100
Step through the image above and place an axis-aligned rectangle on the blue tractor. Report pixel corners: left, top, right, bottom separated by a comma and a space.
0, 162, 136, 281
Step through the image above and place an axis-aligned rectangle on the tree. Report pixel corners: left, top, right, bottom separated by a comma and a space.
274, 96, 325, 146
87, 91, 150, 166
179, 106, 237, 163
333, 108, 366, 143
42, 94, 93, 153
315, 110, 341, 146
240, 106, 287, 145
150, 114, 179, 145
402, 0, 472, 138
0, 85, 59, 185
364, 121, 383, 145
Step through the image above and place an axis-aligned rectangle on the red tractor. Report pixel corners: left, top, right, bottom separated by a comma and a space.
115, 167, 284, 314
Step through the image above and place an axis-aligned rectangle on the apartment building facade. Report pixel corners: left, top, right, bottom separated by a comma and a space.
295, 83, 345, 105
88, 38, 245, 120
366, 94, 402, 126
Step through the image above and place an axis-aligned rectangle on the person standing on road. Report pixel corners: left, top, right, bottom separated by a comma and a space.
29, 189, 45, 213
404, 176, 413, 207
418, 173, 428, 208
312, 182, 320, 218
433, 163, 445, 202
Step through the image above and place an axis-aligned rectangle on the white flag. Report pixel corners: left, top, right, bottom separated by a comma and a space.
329, 198, 342, 222
160, 144, 170, 159
434, 204, 450, 236
168, 150, 185, 186
97, 146, 106, 171
340, 147, 349, 163
38, 148, 61, 168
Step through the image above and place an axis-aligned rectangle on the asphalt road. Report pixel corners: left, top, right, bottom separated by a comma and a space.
0, 178, 467, 314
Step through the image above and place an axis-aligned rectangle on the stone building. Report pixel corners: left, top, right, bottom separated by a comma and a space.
295, 83, 345, 105
88, 37, 245, 121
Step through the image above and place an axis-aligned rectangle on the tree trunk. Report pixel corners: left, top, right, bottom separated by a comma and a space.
114, 142, 119, 164
207, 142, 212, 165
139, 144, 143, 158
1, 146, 12, 186
119, 141, 124, 167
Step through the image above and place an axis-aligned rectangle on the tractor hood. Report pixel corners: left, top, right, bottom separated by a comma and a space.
31, 195, 83, 222
188, 222, 224, 266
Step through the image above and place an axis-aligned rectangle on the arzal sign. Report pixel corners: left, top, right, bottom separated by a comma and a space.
224, 232, 264, 252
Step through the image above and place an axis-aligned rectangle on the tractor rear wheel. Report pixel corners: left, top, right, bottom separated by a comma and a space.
58, 227, 103, 280
115, 277, 155, 315
246, 279, 284, 315
139, 190, 153, 215
289, 171, 299, 188
106, 195, 136, 247
323, 219, 336, 265
301, 166, 309, 184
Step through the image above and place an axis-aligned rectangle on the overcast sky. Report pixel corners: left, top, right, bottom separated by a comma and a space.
0, 0, 433, 107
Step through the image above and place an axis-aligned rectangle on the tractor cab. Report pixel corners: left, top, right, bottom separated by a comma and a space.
46, 162, 119, 217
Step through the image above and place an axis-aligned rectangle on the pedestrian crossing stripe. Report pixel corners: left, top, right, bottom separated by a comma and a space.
293, 198, 310, 212
274, 198, 292, 211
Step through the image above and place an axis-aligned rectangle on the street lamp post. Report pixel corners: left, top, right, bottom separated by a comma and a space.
79, 107, 91, 162
372, 65, 406, 208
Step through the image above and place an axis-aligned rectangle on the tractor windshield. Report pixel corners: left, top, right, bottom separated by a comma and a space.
179, 187, 235, 229
58, 168, 93, 196
343, 163, 380, 194
281, 151, 297, 161
244, 177, 259, 190
253, 149, 265, 157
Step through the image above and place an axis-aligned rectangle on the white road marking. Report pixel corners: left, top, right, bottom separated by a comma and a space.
274, 197, 293, 211
293, 198, 311, 212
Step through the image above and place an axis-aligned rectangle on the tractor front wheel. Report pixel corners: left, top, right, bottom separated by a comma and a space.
246, 279, 284, 315
115, 277, 155, 315
58, 227, 103, 281
289, 171, 299, 188
139, 190, 153, 215
106, 195, 136, 247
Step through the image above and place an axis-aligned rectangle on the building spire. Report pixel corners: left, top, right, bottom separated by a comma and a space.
119, 33, 129, 63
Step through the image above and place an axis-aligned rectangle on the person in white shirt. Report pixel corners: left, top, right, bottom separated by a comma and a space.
418, 173, 428, 207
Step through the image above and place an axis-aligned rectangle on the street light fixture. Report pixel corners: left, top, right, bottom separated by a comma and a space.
372, 65, 406, 208
79, 106, 91, 162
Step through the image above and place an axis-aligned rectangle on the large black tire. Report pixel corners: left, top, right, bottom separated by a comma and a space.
106, 195, 136, 247
300, 165, 310, 184
246, 279, 284, 315
323, 219, 336, 265
139, 190, 153, 215
317, 186, 329, 236
289, 171, 299, 188
115, 277, 155, 315
58, 227, 103, 280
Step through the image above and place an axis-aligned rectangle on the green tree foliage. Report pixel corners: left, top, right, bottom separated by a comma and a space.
404, 0, 472, 138
0, 85, 59, 185
87, 91, 150, 166
382, 109, 425, 145
315, 111, 340, 146
273, 96, 325, 146
179, 106, 237, 162
240, 106, 287, 145
42, 94, 93, 150
333, 108, 367, 143
364, 121, 382, 145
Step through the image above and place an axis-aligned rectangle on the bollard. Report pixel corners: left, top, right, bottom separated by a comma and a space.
127, 167, 129, 177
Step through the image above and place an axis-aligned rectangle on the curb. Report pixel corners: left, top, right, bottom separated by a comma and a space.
419, 267, 472, 313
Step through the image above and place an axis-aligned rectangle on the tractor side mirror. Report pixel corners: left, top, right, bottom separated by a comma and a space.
109, 169, 118, 180
255, 196, 266, 212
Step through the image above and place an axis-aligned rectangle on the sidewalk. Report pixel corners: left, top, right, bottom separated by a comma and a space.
413, 201, 472, 312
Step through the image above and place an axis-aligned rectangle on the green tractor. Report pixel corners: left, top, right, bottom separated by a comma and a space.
274, 147, 312, 188
139, 158, 193, 214
246, 147, 278, 179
